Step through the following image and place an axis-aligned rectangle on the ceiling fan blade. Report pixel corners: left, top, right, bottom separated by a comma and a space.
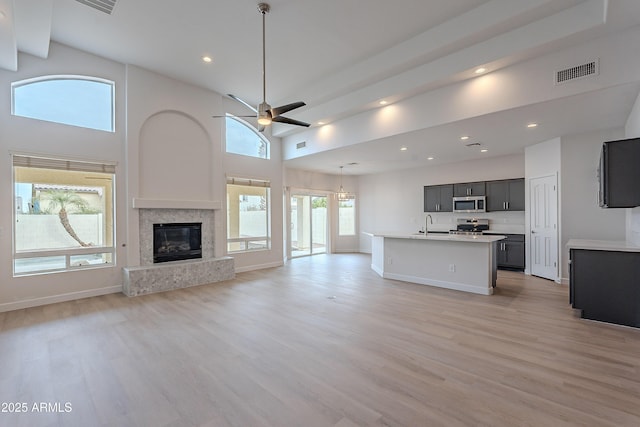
270, 101, 306, 117
272, 116, 311, 127
227, 94, 258, 114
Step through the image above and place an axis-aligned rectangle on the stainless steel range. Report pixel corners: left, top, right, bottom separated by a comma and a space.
449, 218, 489, 235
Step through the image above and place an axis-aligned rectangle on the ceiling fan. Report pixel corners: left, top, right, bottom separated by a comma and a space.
215, 3, 310, 131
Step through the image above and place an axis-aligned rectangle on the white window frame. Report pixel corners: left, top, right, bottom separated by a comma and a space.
226, 176, 271, 253
11, 75, 115, 132
12, 154, 116, 276
338, 195, 357, 236
225, 114, 270, 159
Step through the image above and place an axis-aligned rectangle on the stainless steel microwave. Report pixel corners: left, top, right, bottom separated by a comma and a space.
453, 196, 486, 213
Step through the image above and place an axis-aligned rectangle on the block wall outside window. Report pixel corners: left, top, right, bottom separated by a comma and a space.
13, 155, 116, 275
226, 177, 271, 253
338, 197, 356, 236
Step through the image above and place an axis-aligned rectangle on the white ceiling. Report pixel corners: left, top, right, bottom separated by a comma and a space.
2, 0, 640, 175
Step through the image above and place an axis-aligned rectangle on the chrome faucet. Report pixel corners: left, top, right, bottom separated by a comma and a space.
425, 214, 432, 234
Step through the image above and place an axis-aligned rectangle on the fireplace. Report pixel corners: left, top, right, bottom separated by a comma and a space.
153, 222, 202, 263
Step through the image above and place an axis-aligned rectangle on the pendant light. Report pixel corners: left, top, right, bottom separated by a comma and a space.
337, 166, 349, 201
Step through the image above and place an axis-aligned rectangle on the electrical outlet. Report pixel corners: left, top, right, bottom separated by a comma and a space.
388, 257, 393, 265
449, 264, 455, 272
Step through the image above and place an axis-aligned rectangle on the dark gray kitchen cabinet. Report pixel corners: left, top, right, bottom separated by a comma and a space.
424, 184, 453, 212
453, 181, 485, 197
598, 137, 640, 208
486, 178, 525, 211
570, 249, 640, 328
485, 233, 525, 270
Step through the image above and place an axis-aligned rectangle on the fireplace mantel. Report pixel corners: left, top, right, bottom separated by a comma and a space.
132, 198, 221, 210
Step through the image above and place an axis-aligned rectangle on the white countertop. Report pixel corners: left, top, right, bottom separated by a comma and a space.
566, 239, 640, 252
364, 232, 505, 243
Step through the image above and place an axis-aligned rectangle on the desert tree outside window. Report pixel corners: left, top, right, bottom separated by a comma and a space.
13, 155, 116, 275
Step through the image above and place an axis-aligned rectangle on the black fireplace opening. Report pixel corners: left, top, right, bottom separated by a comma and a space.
153, 222, 202, 263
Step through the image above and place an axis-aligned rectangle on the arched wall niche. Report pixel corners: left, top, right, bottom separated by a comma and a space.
138, 110, 213, 200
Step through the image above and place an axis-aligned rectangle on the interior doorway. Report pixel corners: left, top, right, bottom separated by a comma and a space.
290, 194, 328, 258
529, 174, 559, 281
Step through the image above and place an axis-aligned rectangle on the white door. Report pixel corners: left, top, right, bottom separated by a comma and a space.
530, 175, 558, 281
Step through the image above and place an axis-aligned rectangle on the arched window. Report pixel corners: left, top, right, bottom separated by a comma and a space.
11, 75, 115, 132
225, 115, 270, 159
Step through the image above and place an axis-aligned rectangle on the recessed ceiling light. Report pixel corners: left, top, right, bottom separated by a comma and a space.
317, 121, 326, 125
527, 123, 538, 128
379, 100, 388, 105
480, 149, 489, 153
460, 136, 470, 140
427, 157, 434, 160
202, 56, 213, 63
400, 146, 408, 151
475, 67, 486, 74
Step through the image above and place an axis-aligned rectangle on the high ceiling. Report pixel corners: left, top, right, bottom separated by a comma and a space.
2, 0, 640, 175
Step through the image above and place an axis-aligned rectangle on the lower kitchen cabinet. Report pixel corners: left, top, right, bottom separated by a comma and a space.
569, 248, 640, 328
486, 233, 525, 270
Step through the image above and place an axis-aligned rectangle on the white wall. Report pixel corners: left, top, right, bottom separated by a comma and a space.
358, 153, 525, 253
525, 138, 561, 278
125, 65, 225, 264
559, 127, 626, 279
0, 43, 127, 311
283, 25, 640, 159
624, 91, 640, 245
126, 65, 286, 272
0, 43, 289, 311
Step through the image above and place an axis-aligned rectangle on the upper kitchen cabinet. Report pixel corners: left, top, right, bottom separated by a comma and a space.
424, 184, 453, 212
486, 178, 525, 211
453, 181, 485, 197
598, 137, 640, 208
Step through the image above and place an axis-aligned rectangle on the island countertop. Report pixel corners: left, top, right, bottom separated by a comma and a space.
365, 232, 505, 295
364, 232, 505, 243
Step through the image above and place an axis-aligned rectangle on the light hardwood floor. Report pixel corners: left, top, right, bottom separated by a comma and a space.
1, 253, 639, 427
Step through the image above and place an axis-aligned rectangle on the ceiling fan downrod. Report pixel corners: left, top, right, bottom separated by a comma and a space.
257, 3, 272, 125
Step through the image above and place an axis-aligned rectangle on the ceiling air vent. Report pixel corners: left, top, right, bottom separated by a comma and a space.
75, 0, 117, 15
555, 59, 599, 85
465, 142, 481, 147
296, 141, 306, 149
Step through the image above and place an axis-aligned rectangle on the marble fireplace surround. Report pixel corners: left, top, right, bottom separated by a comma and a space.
123, 199, 234, 296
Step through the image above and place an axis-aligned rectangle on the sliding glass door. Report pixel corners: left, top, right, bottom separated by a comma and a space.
290, 194, 327, 258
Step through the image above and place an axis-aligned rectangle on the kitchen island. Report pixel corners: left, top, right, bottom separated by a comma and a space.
365, 232, 505, 295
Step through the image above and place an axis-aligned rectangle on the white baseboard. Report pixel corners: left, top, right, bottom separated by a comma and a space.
0, 286, 122, 313
234, 260, 284, 273
383, 272, 493, 295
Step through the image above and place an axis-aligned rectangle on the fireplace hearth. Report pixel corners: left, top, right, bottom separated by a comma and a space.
153, 222, 202, 263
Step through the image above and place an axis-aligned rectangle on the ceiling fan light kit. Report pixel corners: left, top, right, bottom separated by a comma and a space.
215, 2, 310, 131
257, 102, 272, 125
